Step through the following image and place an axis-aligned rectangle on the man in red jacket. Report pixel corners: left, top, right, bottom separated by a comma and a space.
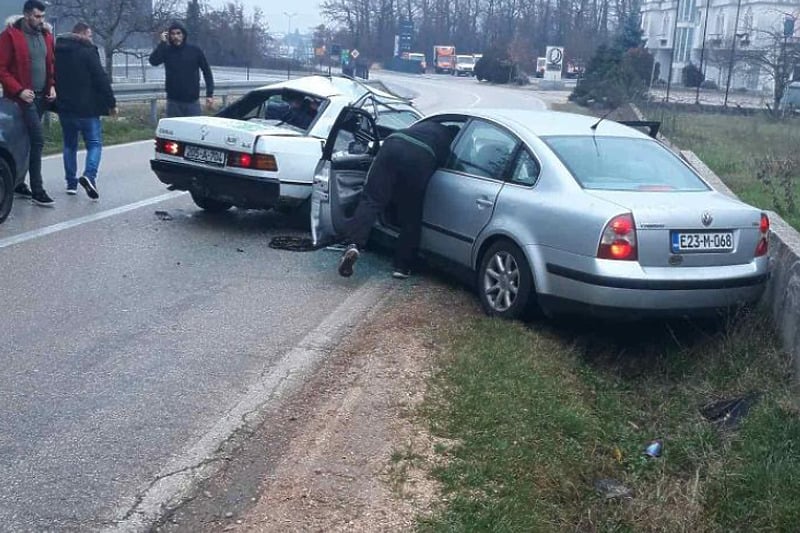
0, 0, 57, 206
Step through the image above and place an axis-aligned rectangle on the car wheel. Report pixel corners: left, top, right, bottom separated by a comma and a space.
190, 191, 232, 213
477, 240, 534, 320
0, 157, 13, 224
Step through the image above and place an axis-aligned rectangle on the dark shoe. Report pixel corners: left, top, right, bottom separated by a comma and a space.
66, 184, 78, 195
392, 268, 411, 279
79, 176, 99, 200
14, 183, 32, 198
338, 244, 360, 277
31, 190, 55, 207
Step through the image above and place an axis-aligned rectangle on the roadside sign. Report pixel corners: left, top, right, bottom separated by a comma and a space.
351, 49, 360, 59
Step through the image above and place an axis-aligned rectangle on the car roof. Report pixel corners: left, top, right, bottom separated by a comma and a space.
254, 75, 405, 103
429, 109, 653, 139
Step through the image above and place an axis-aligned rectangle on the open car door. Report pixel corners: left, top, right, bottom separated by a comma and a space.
310, 106, 379, 247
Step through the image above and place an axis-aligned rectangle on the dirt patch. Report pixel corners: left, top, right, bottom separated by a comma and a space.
230, 282, 474, 532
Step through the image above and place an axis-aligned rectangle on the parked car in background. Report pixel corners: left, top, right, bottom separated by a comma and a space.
150, 75, 422, 213
453, 55, 476, 76
0, 98, 30, 224
312, 109, 770, 320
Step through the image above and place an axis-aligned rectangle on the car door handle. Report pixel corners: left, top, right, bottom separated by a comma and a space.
475, 198, 494, 208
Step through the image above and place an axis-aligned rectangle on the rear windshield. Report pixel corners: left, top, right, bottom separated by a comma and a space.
543, 136, 709, 192
375, 108, 420, 130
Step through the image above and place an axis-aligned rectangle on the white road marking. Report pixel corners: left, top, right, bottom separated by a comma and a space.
0, 191, 186, 249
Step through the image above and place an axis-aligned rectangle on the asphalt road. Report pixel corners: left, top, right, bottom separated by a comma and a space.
0, 73, 546, 532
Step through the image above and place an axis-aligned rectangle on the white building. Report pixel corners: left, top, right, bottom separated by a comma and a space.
641, 0, 800, 92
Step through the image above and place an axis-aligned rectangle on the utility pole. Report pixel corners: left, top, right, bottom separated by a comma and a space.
695, 0, 711, 104
665, 0, 681, 102
284, 11, 297, 80
723, 0, 743, 108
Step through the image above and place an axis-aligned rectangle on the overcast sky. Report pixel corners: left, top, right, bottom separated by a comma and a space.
232, 0, 324, 35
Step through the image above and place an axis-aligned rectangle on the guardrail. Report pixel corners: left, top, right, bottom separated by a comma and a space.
112, 79, 280, 124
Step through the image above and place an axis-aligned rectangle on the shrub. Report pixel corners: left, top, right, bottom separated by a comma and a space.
682, 63, 704, 87
700, 79, 719, 90
474, 46, 517, 84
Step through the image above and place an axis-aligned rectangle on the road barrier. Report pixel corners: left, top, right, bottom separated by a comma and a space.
112, 79, 279, 125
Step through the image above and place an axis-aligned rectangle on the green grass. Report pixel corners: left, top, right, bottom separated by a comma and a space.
414, 308, 800, 531
41, 103, 157, 156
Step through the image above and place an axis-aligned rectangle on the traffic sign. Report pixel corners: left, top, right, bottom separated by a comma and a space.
351, 49, 360, 59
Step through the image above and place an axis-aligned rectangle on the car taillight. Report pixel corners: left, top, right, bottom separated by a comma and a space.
598, 213, 638, 261
755, 212, 769, 257
228, 152, 278, 171
155, 137, 182, 156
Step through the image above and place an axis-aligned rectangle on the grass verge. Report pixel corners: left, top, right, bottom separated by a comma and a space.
41, 102, 157, 156
413, 291, 799, 531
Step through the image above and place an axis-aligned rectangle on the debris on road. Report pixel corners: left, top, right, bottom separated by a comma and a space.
594, 478, 633, 500
700, 392, 761, 430
268, 235, 321, 252
643, 439, 663, 458
155, 210, 174, 221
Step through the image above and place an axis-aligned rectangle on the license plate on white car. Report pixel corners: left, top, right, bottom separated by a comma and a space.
184, 145, 226, 166
671, 231, 734, 253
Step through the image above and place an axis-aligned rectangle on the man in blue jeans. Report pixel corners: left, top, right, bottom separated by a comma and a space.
54, 22, 116, 199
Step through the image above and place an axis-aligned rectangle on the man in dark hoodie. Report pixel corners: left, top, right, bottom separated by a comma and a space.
337, 121, 460, 279
0, 0, 56, 207
149, 20, 214, 117
55, 22, 116, 199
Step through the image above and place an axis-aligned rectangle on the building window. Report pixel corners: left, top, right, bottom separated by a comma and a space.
662, 13, 671, 35
676, 27, 695, 62
715, 12, 725, 35
679, 0, 696, 22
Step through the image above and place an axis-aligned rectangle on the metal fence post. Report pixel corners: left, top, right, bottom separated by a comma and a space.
150, 99, 158, 125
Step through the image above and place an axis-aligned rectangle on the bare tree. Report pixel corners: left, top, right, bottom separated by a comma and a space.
48, 0, 182, 77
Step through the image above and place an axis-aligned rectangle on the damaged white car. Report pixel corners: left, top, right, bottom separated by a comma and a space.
150, 75, 422, 213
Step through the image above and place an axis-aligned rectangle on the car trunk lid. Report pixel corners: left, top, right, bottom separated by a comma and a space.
157, 116, 303, 153
586, 190, 763, 267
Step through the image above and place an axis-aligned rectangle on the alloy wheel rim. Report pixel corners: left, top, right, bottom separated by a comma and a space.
483, 251, 520, 312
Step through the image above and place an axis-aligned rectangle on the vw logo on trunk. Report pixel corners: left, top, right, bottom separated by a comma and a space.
200, 125, 210, 140
701, 211, 713, 227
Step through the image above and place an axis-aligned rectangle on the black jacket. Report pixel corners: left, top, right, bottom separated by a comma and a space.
149, 21, 214, 103
402, 121, 459, 167
54, 33, 116, 117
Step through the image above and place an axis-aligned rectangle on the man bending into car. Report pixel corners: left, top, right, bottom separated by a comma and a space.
337, 121, 459, 279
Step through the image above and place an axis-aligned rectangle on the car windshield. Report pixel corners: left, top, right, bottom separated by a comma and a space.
542, 136, 709, 191
457, 56, 474, 64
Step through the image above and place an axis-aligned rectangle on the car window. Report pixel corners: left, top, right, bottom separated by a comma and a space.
218, 91, 323, 131
510, 150, 540, 186
543, 136, 710, 191
446, 120, 517, 180
375, 109, 419, 131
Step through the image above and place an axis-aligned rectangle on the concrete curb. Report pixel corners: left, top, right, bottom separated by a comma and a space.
631, 104, 800, 382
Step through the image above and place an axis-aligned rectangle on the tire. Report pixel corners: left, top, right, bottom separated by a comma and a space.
190, 191, 232, 213
0, 157, 13, 224
477, 240, 535, 320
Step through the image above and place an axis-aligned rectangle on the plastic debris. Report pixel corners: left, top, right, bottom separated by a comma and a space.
154, 210, 173, 221
612, 446, 623, 463
700, 392, 761, 430
644, 439, 663, 458
268, 236, 320, 251
594, 478, 633, 499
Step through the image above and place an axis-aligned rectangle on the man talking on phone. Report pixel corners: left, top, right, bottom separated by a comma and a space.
148, 20, 214, 117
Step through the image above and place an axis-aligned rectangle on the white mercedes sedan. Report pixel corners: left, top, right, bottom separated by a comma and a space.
150, 75, 422, 213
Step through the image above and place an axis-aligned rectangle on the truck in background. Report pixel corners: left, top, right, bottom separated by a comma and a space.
432, 45, 456, 74
453, 54, 476, 76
